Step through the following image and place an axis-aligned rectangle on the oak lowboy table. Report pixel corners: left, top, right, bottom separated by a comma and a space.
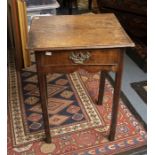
28, 14, 134, 143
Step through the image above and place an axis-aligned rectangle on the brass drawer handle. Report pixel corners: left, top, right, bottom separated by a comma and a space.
69, 51, 91, 64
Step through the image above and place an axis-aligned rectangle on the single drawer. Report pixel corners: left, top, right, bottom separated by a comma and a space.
39, 49, 121, 66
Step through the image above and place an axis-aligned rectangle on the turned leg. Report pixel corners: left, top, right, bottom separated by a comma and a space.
36, 53, 51, 143
97, 71, 106, 105
109, 52, 124, 141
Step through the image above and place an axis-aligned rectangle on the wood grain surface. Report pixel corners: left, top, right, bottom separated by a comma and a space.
28, 13, 134, 51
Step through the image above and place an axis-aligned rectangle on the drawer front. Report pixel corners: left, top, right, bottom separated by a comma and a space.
40, 49, 121, 66
99, 0, 146, 15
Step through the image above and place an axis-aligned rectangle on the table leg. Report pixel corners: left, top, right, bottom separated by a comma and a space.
109, 52, 124, 141
37, 72, 51, 143
97, 71, 105, 105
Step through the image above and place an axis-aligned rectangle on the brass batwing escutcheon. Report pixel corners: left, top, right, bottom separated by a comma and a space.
69, 51, 91, 64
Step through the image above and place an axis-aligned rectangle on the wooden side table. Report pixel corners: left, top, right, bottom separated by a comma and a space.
28, 14, 134, 143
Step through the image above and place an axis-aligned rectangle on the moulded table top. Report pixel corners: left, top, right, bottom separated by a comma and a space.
28, 13, 135, 51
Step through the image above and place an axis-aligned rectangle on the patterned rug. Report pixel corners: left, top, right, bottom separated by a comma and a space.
131, 81, 147, 104
8, 54, 147, 154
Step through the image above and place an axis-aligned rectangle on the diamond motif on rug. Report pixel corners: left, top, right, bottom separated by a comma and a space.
28, 98, 74, 115
26, 84, 67, 97
23, 83, 37, 92
27, 113, 42, 122
67, 105, 81, 114
49, 114, 69, 126
60, 90, 74, 99
47, 85, 68, 97
24, 75, 38, 83
55, 79, 68, 85
29, 104, 42, 113
25, 96, 39, 105
48, 98, 73, 114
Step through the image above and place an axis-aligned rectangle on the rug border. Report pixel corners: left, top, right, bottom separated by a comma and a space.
116, 145, 147, 155
106, 73, 147, 155
131, 81, 147, 104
